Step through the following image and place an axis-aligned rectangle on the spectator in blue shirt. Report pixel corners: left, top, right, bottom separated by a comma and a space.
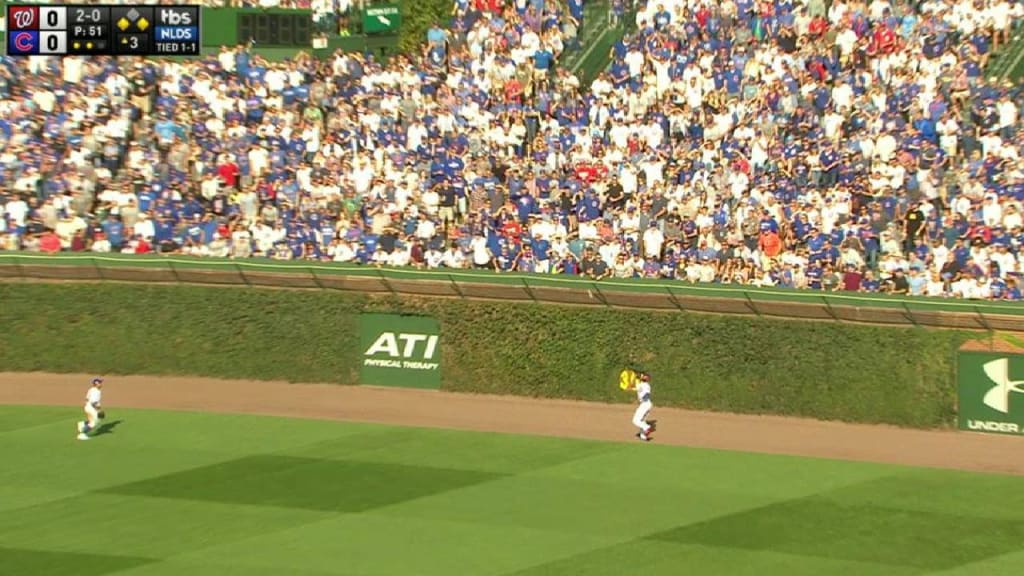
0, 0, 1019, 304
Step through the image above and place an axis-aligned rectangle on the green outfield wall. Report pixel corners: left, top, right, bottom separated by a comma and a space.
0, 283, 972, 429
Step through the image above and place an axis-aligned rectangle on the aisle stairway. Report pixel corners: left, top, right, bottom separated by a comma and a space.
561, 0, 632, 88
985, 30, 1024, 81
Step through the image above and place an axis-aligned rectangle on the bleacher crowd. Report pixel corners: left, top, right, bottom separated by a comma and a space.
2, 0, 1024, 300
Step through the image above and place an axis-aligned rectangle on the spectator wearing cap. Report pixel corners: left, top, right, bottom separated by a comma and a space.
3, 0, 1024, 302
494, 244, 516, 273
888, 268, 910, 295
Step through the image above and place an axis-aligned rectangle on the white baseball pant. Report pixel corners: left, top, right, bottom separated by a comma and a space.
83, 403, 100, 433
633, 400, 653, 433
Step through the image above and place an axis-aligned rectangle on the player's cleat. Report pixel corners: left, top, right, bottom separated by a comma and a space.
77, 433, 89, 441
638, 433, 650, 442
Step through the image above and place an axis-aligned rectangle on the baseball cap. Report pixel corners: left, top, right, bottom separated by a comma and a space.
91, 377, 104, 385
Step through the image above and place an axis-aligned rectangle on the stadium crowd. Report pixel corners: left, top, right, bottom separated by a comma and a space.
2, 0, 1024, 300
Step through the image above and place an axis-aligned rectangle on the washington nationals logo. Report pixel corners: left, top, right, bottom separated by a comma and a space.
12, 9, 35, 29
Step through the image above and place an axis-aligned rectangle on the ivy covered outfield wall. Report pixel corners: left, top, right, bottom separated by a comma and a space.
0, 283, 968, 429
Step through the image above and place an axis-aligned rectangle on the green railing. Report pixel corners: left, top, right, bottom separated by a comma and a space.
2, 252, 1022, 332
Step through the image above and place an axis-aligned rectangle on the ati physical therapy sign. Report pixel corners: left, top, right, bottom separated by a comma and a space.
360, 314, 441, 389
958, 352, 1024, 436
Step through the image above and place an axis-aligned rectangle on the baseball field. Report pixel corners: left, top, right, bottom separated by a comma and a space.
2, 374, 1024, 576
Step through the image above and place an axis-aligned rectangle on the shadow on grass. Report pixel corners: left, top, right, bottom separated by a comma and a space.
93, 420, 124, 436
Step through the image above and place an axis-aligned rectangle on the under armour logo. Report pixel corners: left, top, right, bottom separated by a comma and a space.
982, 359, 1024, 414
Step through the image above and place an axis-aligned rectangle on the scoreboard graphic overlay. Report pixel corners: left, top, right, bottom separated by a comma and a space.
6, 4, 201, 56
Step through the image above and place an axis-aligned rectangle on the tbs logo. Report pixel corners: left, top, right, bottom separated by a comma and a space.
159, 9, 193, 26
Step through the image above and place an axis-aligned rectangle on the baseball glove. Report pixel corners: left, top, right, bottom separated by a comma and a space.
97, 410, 106, 419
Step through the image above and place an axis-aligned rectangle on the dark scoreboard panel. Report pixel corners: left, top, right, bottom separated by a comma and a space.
237, 12, 311, 46
6, 4, 201, 56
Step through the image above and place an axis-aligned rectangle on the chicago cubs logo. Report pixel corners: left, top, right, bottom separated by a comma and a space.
12, 32, 38, 53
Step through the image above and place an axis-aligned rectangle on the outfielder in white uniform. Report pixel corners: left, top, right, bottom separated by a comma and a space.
632, 372, 656, 441
77, 378, 104, 440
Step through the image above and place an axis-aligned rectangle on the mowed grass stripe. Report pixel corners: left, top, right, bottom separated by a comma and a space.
370, 470, 785, 538
0, 406, 379, 457
0, 406, 392, 503
2, 406, 1024, 576
0, 431, 273, 500
516, 440, 900, 500
805, 471, 1024, 521
503, 539, 922, 576
99, 558, 359, 576
0, 494, 332, 559
646, 470, 1024, 571
177, 512, 621, 576
0, 546, 155, 576
99, 455, 506, 512
650, 497, 1024, 570
283, 425, 623, 474
0, 485, 84, 514
926, 548, 1024, 576
508, 471, 1024, 575
0, 405, 79, 434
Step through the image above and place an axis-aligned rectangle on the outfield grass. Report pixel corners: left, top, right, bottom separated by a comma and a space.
2, 406, 1023, 576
